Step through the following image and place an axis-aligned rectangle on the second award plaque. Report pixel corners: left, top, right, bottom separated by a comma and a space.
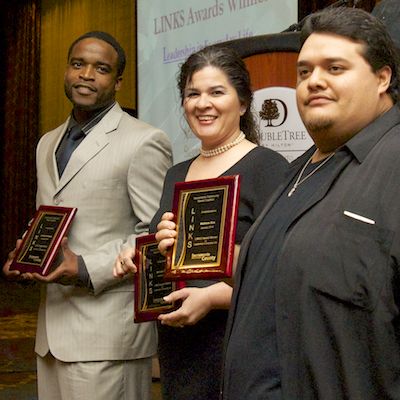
134, 234, 177, 322
165, 175, 240, 280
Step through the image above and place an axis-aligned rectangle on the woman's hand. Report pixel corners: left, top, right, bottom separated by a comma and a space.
155, 212, 177, 255
158, 287, 212, 327
158, 282, 233, 328
113, 247, 136, 278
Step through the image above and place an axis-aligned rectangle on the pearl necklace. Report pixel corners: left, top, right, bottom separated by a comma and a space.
287, 151, 335, 197
200, 132, 246, 158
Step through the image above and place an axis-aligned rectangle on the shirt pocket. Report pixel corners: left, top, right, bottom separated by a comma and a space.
308, 211, 394, 311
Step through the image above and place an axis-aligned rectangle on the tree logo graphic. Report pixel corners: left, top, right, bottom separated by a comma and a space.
259, 99, 279, 126
259, 98, 288, 127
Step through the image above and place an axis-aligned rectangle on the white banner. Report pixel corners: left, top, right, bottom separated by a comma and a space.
137, 0, 298, 162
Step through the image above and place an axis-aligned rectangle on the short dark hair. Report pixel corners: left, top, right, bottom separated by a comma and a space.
300, 7, 400, 103
177, 45, 259, 144
67, 31, 126, 77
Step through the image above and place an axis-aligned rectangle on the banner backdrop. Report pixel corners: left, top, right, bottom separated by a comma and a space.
137, 0, 298, 162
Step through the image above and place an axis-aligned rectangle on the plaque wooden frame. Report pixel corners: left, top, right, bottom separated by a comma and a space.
134, 234, 177, 322
165, 175, 240, 280
10, 205, 77, 276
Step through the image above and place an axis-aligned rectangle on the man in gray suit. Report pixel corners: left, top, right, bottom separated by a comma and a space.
3, 31, 172, 400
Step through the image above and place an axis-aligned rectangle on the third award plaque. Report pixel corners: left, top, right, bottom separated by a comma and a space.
134, 234, 177, 322
165, 175, 240, 280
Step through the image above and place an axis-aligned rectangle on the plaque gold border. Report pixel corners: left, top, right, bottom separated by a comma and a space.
165, 175, 240, 280
16, 211, 67, 268
172, 185, 228, 271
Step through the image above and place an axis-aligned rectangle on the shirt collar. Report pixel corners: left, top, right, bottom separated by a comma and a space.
67, 101, 116, 135
288, 104, 400, 173
342, 104, 400, 163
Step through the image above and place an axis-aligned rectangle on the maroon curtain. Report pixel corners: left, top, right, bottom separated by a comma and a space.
0, 0, 40, 262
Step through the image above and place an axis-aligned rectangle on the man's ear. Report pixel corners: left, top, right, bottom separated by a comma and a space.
377, 65, 392, 95
115, 76, 123, 92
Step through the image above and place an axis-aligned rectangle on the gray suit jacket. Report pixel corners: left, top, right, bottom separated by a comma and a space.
34, 103, 172, 362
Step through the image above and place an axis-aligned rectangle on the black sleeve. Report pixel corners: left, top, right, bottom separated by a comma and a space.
234, 148, 288, 243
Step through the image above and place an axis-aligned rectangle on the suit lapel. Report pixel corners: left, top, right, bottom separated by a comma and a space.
225, 153, 310, 339
287, 149, 351, 229
55, 105, 122, 194
46, 120, 70, 188
235, 148, 315, 275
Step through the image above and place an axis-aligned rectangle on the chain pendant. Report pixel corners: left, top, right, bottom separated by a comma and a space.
288, 185, 297, 197
287, 151, 335, 198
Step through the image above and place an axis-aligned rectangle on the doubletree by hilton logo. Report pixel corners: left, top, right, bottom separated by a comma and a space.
259, 98, 288, 127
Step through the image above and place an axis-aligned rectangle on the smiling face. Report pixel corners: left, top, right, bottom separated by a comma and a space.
183, 65, 245, 150
296, 33, 392, 152
64, 38, 122, 119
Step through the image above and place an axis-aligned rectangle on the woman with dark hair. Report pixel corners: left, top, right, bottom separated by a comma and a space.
114, 45, 288, 399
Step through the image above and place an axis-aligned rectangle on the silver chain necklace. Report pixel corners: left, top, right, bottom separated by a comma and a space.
287, 151, 335, 197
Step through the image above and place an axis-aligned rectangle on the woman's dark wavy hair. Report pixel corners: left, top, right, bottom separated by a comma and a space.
300, 7, 400, 103
177, 45, 259, 144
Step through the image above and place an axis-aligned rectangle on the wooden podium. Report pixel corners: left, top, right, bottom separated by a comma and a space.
215, 32, 313, 163
215, 32, 300, 91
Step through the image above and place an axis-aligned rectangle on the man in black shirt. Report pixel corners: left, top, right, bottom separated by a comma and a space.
223, 7, 400, 399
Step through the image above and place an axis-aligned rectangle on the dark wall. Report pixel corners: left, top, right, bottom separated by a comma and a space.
298, 0, 377, 20
0, 4, 6, 230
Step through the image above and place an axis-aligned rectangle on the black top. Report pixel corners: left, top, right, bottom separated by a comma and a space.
150, 146, 288, 400
224, 155, 338, 400
150, 146, 288, 242
224, 106, 400, 399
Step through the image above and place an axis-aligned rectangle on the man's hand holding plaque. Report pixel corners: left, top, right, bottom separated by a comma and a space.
3, 239, 24, 280
164, 175, 240, 280
8, 205, 77, 276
